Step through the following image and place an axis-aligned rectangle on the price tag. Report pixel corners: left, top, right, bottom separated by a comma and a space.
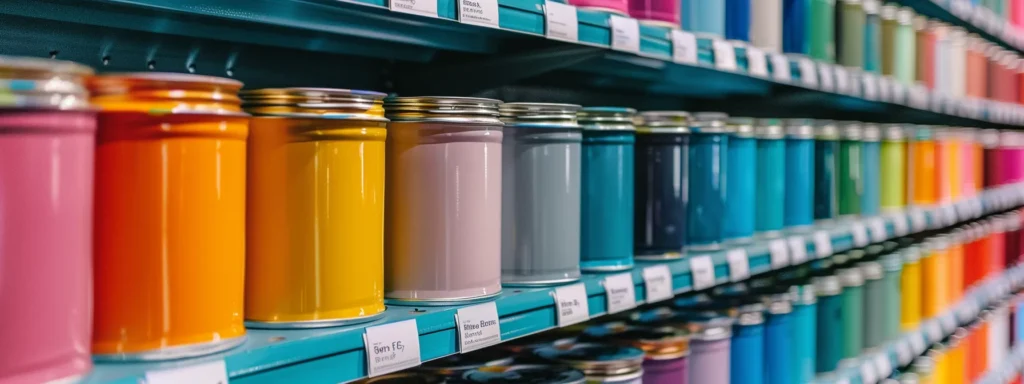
863, 74, 878, 100
896, 340, 913, 364
814, 231, 833, 258
770, 238, 791, 268
851, 222, 869, 247
869, 218, 887, 242
642, 265, 674, 303
553, 283, 590, 326
458, 0, 499, 28
364, 320, 422, 377
940, 314, 957, 333
799, 58, 818, 87
689, 255, 717, 291
544, 1, 578, 42
860, 361, 879, 384
909, 84, 928, 109
818, 63, 835, 91
609, 15, 640, 53
726, 248, 750, 281
603, 273, 637, 314
713, 40, 737, 71
835, 66, 850, 93
874, 353, 893, 379
787, 237, 807, 264
455, 302, 502, 352
942, 204, 958, 225
925, 321, 943, 342
390, 0, 439, 17
146, 361, 228, 384
910, 209, 927, 232
892, 82, 907, 104
671, 30, 698, 64
890, 213, 909, 236
771, 54, 791, 81
747, 47, 768, 77
878, 76, 892, 102
910, 332, 926, 354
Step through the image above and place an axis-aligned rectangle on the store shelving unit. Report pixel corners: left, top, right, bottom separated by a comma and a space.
896, 0, 1024, 55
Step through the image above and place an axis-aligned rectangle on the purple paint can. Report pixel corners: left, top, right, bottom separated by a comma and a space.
687, 316, 733, 384
584, 324, 691, 384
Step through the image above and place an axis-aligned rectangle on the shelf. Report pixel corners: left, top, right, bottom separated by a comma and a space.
896, 0, 1024, 56
3, 0, 1023, 128
83, 183, 1024, 384
811, 263, 1024, 384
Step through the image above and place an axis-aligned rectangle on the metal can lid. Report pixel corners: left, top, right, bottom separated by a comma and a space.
727, 117, 755, 137
534, 343, 644, 376
635, 111, 691, 133
880, 4, 897, 19
578, 107, 637, 131
909, 125, 933, 141
841, 122, 864, 140
735, 302, 767, 325
790, 284, 818, 305
784, 118, 815, 138
981, 129, 1001, 148
755, 119, 785, 139
609, 326, 691, 360
838, 267, 865, 287
898, 7, 915, 24
0, 55, 93, 110
816, 120, 840, 140
241, 88, 388, 120
863, 0, 879, 13
763, 293, 794, 314
691, 112, 729, 133
1000, 131, 1024, 148
684, 315, 734, 341
499, 102, 581, 128
882, 124, 906, 141
902, 246, 922, 263
459, 365, 586, 384
814, 275, 843, 296
859, 261, 884, 280
880, 253, 904, 272
862, 124, 881, 141
385, 96, 502, 124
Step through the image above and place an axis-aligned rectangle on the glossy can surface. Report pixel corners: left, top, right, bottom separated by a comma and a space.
815, 281, 844, 372
839, 268, 864, 358
815, 124, 840, 221
685, 0, 726, 36
580, 108, 636, 270
243, 88, 388, 327
921, 243, 949, 318
628, 0, 679, 25
689, 336, 730, 384
792, 288, 818, 383
750, 0, 782, 51
500, 103, 583, 285
756, 122, 786, 234
838, 125, 863, 217
688, 114, 728, 250
785, 121, 816, 228
908, 128, 937, 205
725, 0, 751, 41
880, 128, 907, 210
783, 0, 809, 54
568, 0, 628, 15
764, 301, 794, 384
837, 0, 866, 68
0, 57, 95, 383
731, 322, 765, 384
881, 253, 903, 340
384, 97, 503, 302
724, 119, 755, 242
642, 356, 688, 384
635, 112, 689, 259
860, 126, 880, 216
861, 262, 885, 349
809, 0, 837, 62
863, 0, 882, 73
91, 73, 249, 359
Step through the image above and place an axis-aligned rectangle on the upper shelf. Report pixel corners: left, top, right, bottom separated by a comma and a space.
2, 0, 1024, 128
84, 185, 1024, 384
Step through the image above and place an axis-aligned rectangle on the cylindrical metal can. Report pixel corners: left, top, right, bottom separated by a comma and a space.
687, 113, 729, 250
880, 125, 907, 211
809, 0, 836, 62
580, 107, 636, 271
500, 103, 583, 285
880, 252, 903, 341
612, 326, 690, 384
860, 261, 886, 349
783, 0, 809, 54
535, 343, 645, 383
815, 275, 844, 372
242, 88, 388, 328
90, 73, 249, 359
730, 303, 767, 384
763, 293, 795, 384
687, 316, 733, 384
864, 0, 882, 73
989, 304, 1011, 371
815, 121, 840, 222
627, 0, 680, 26
384, 97, 503, 303
785, 119, 815, 229
756, 119, 786, 236
458, 365, 586, 383
838, 266, 865, 358
567, 0, 628, 16
861, 124, 881, 216
921, 238, 949, 318
895, 7, 917, 84
750, 0, 782, 52
900, 246, 923, 330
724, 117, 756, 243
725, 0, 751, 41
837, 0, 867, 68
0, 57, 95, 382
634, 111, 689, 260
908, 126, 937, 206
790, 284, 818, 382
947, 231, 965, 303
685, 0, 726, 36
838, 122, 864, 217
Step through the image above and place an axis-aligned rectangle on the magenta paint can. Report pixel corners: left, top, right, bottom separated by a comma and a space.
628, 0, 681, 27
999, 132, 1024, 184
569, 0, 629, 16
0, 57, 95, 383
383, 97, 503, 305
686, 316, 733, 384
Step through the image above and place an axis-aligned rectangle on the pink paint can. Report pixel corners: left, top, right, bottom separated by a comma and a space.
1000, 132, 1024, 185
0, 57, 95, 383
569, 0, 629, 16
383, 97, 503, 304
628, 0, 681, 26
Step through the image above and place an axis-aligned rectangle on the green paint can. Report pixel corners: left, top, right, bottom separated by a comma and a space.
880, 252, 903, 341
837, 0, 866, 68
859, 260, 885, 349
809, 0, 836, 62
838, 122, 863, 217
838, 266, 865, 358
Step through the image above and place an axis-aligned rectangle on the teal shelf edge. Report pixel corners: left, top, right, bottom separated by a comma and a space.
811, 257, 1024, 384
84, 184, 1024, 384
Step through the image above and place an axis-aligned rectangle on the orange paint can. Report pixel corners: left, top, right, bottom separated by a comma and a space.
90, 73, 249, 360
947, 230, 964, 303
921, 237, 950, 318
908, 126, 938, 206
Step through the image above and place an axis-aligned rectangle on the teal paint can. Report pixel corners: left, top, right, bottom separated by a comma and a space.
838, 267, 865, 359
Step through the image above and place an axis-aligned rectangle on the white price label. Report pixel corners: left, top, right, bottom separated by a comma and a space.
603, 273, 636, 314
869, 218, 887, 242
770, 238, 791, 268
145, 361, 228, 384
818, 63, 835, 91
896, 340, 913, 364
863, 74, 878, 100
771, 54, 791, 81
689, 255, 717, 290
671, 30, 698, 64
747, 47, 768, 77
878, 76, 892, 102
544, 1, 578, 42
455, 302, 501, 352
553, 283, 590, 326
609, 15, 640, 53
890, 213, 909, 236
910, 209, 927, 232
910, 332, 926, 353
814, 231, 833, 258
860, 361, 879, 384
799, 58, 818, 87
713, 40, 737, 71
874, 353, 893, 379
942, 204, 958, 225
909, 84, 928, 109
390, 0, 439, 17
925, 321, 942, 342
940, 314, 956, 332
787, 237, 807, 264
642, 265, 674, 303
458, 0, 499, 28
835, 66, 850, 93
851, 222, 870, 247
726, 248, 750, 281
364, 320, 422, 377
